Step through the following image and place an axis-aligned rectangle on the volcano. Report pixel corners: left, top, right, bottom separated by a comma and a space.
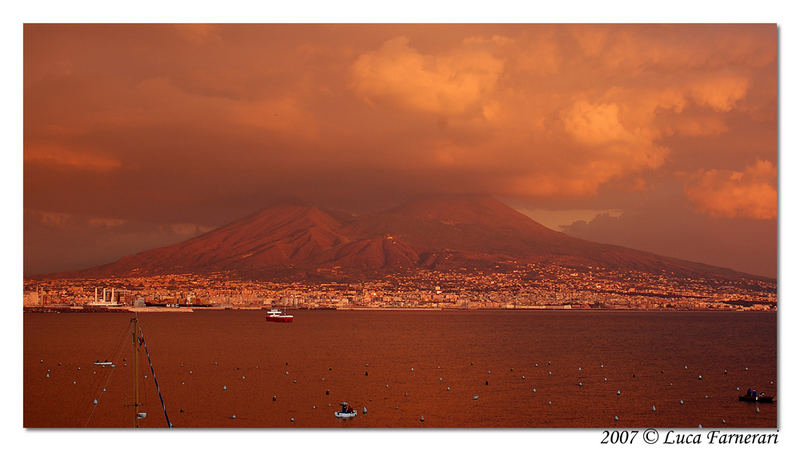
57, 196, 761, 281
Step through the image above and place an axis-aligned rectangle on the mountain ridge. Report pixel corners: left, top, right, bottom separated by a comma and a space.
44, 196, 769, 282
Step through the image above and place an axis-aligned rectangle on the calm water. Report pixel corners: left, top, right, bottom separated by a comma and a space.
23, 310, 777, 428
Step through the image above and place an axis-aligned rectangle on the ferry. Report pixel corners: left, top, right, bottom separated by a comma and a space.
266, 309, 294, 323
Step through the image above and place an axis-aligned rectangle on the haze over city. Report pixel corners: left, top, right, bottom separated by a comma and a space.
24, 24, 776, 278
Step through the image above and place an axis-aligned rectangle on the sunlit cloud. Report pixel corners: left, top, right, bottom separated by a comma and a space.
684, 159, 777, 220
351, 36, 504, 115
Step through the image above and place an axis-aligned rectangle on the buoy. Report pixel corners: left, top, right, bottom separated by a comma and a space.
93, 399, 98, 405
724, 369, 727, 375
510, 368, 513, 372
488, 370, 491, 374
285, 362, 288, 366
223, 385, 227, 390
447, 386, 450, 391
214, 361, 218, 365
102, 388, 106, 392
532, 387, 536, 392
404, 392, 408, 397
329, 367, 332, 371
420, 416, 424, 422
290, 417, 294, 422
601, 364, 604, 368
439, 377, 442, 381
437, 365, 440, 369
680, 400, 684, 405
40, 360, 43, 364
232, 414, 237, 419
756, 407, 760, 413
698, 424, 702, 428
548, 361, 551, 366
181, 381, 185, 385
535, 363, 539, 367
180, 408, 184, 413
548, 401, 552, 406
616, 390, 621, 396
93, 371, 96, 375
578, 382, 583, 387
411, 367, 414, 371
652, 405, 656, 412
684, 365, 687, 369
745, 367, 749, 371
45, 373, 49, 378
293, 379, 297, 384
325, 390, 330, 395
578, 367, 582, 371
363, 407, 367, 414
737, 386, 741, 391
698, 374, 702, 380
522, 376, 526, 380
705, 395, 709, 399
322, 377, 325, 381
77, 367, 81, 370
189, 370, 192, 374
485, 381, 489, 385
58, 362, 62, 366
313, 405, 316, 409
285, 371, 289, 375
603, 377, 607, 382
365, 371, 369, 376
632, 374, 636, 378
365, 363, 369, 367
614, 415, 619, 421
242, 376, 245, 380
770, 380, 774, 385
473, 395, 479, 400
722, 419, 726, 424
548, 371, 552, 376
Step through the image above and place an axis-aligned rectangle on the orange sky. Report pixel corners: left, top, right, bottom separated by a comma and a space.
23, 24, 777, 277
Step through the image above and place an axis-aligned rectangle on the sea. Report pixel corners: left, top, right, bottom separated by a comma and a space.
23, 310, 777, 428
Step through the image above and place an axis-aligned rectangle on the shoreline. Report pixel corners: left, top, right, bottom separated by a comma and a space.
22, 306, 774, 313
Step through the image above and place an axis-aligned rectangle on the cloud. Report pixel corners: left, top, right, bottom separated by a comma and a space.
518, 207, 623, 231
684, 159, 777, 219
88, 217, 127, 228
25, 144, 122, 172
689, 75, 749, 112
35, 210, 72, 227
351, 36, 504, 115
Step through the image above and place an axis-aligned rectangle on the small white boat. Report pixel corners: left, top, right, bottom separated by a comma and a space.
94, 361, 115, 367
334, 402, 357, 419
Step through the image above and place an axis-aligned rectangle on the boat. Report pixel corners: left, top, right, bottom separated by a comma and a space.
334, 402, 357, 419
738, 392, 774, 403
266, 309, 293, 323
94, 360, 115, 367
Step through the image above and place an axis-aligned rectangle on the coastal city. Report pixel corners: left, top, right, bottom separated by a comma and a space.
23, 262, 776, 312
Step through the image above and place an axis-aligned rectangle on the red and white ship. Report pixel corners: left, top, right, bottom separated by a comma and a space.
266, 309, 293, 323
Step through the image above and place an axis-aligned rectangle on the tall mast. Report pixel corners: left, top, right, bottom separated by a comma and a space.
131, 316, 139, 428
